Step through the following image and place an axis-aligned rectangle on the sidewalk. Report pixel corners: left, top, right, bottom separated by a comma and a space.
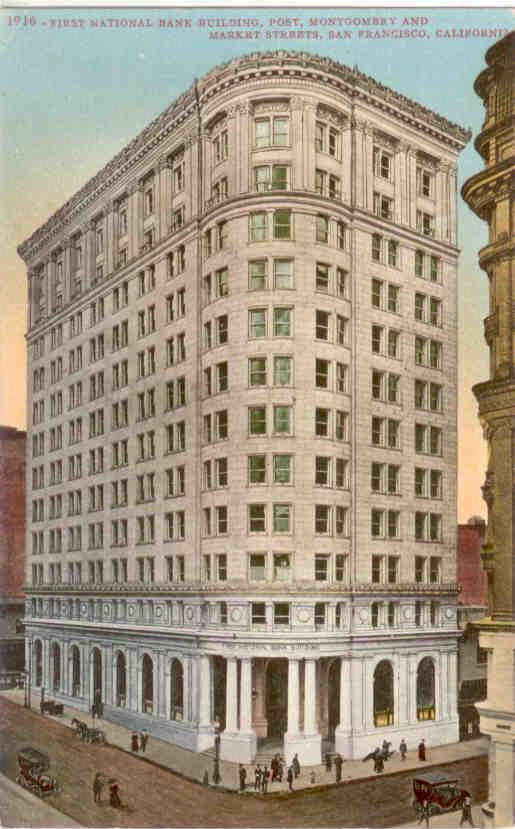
0, 772, 82, 828
1, 688, 488, 796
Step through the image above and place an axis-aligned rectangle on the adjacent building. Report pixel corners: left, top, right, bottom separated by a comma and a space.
19, 51, 470, 764
457, 516, 487, 741
462, 31, 515, 828
0, 426, 26, 682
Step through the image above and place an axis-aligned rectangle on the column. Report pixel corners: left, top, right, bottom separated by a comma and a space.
239, 657, 252, 733
407, 148, 418, 229
105, 644, 113, 706
62, 641, 69, 696
363, 125, 375, 212
448, 163, 457, 245
225, 657, 238, 732
253, 659, 267, 737
335, 657, 352, 756
47, 254, 56, 313
440, 651, 449, 719
220, 656, 256, 763
291, 97, 304, 190
434, 653, 442, 721
164, 658, 171, 721
287, 658, 300, 735
80, 643, 87, 699
199, 654, 212, 727
105, 201, 114, 275
448, 651, 458, 720
398, 653, 410, 724
158, 158, 171, 239
351, 118, 366, 209
304, 659, 317, 734
408, 654, 418, 722
128, 183, 140, 260
183, 655, 191, 721
62, 240, 72, 304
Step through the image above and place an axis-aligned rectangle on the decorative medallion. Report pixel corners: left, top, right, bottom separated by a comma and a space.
230, 607, 242, 623
128, 606, 135, 616
185, 607, 194, 621
296, 607, 311, 623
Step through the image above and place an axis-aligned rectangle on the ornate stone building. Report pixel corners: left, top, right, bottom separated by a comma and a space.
19, 51, 469, 765
462, 31, 514, 828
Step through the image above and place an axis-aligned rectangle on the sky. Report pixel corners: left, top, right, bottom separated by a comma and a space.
1, 5, 512, 521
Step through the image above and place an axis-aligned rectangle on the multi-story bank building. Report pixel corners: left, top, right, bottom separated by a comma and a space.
19, 51, 470, 765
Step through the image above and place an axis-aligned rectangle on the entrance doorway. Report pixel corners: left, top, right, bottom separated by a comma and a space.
327, 659, 341, 740
265, 659, 288, 738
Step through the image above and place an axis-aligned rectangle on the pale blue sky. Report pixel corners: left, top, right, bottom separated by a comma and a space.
1, 7, 512, 518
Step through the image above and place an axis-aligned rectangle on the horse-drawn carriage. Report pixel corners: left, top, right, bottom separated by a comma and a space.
16, 747, 59, 798
71, 717, 106, 744
40, 700, 64, 716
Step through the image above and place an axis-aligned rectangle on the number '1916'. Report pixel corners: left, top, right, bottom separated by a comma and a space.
8, 16, 36, 25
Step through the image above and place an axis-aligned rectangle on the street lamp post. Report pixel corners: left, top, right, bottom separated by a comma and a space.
213, 731, 221, 785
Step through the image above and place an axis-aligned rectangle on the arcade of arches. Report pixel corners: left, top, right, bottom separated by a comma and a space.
29, 637, 456, 765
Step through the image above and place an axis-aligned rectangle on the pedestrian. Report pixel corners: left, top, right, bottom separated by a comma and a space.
310, 771, 316, 785
93, 773, 104, 803
109, 783, 121, 809
335, 752, 343, 783
325, 751, 332, 772
239, 764, 247, 792
374, 754, 384, 773
261, 766, 269, 794
292, 753, 301, 779
382, 739, 391, 759
418, 739, 426, 761
254, 764, 262, 791
460, 795, 475, 827
277, 756, 284, 782
270, 755, 278, 782
131, 732, 139, 752
287, 765, 294, 792
139, 730, 149, 753
417, 798, 430, 828
399, 738, 407, 760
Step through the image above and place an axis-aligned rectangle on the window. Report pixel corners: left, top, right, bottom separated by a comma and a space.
417, 210, 434, 237
250, 212, 267, 242
273, 405, 292, 435
250, 555, 266, 582
273, 210, 291, 240
315, 407, 329, 437
336, 268, 348, 298
255, 164, 289, 192
388, 556, 399, 583
273, 307, 291, 337
388, 284, 399, 313
249, 504, 266, 533
374, 147, 392, 180
315, 456, 330, 486
249, 309, 267, 339
274, 356, 292, 386
213, 129, 228, 162
316, 262, 329, 292
372, 234, 382, 261
336, 315, 347, 346
273, 504, 291, 533
315, 504, 330, 534
316, 215, 329, 243
335, 554, 347, 583
273, 454, 291, 484
316, 310, 329, 340
252, 602, 267, 624
316, 359, 329, 389
274, 259, 293, 289
249, 260, 267, 291
415, 249, 425, 278
374, 192, 393, 220
248, 454, 266, 484
429, 556, 441, 583
274, 603, 290, 626
249, 357, 267, 387
255, 116, 288, 148
249, 406, 266, 435
417, 167, 433, 198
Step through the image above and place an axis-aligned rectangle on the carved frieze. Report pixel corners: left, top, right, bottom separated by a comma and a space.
316, 103, 346, 127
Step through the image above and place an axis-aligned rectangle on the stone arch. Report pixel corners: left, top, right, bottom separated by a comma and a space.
170, 658, 184, 721
417, 657, 436, 720
373, 659, 394, 727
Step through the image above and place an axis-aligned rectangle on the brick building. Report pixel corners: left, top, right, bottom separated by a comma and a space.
0, 425, 26, 679
457, 517, 487, 740
18, 51, 470, 764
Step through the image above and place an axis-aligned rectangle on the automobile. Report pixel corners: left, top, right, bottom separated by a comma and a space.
16, 747, 59, 797
413, 772, 469, 816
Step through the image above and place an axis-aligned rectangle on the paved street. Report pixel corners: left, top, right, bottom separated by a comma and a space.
0, 696, 488, 828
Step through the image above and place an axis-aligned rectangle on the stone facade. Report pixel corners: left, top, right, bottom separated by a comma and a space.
0, 426, 26, 679
19, 51, 470, 765
461, 31, 515, 829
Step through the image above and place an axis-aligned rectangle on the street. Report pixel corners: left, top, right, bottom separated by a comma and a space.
0, 697, 488, 828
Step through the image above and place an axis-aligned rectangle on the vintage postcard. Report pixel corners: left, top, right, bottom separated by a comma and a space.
0, 4, 513, 828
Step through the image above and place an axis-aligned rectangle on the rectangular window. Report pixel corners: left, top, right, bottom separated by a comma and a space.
316, 262, 330, 292
248, 454, 266, 484
274, 603, 290, 626
316, 310, 330, 340
273, 503, 291, 533
249, 357, 267, 387
249, 406, 266, 435
273, 454, 291, 484
315, 554, 329, 581
273, 210, 291, 240
274, 259, 293, 289
249, 260, 267, 291
249, 504, 266, 533
249, 308, 267, 338
273, 405, 292, 435
250, 555, 266, 582
274, 356, 292, 386
250, 212, 267, 242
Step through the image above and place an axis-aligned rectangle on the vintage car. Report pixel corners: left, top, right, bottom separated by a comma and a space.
413, 772, 469, 815
16, 747, 59, 797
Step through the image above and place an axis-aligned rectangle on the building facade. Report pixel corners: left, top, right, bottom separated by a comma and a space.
462, 32, 514, 828
0, 426, 26, 682
19, 51, 470, 764
457, 517, 487, 741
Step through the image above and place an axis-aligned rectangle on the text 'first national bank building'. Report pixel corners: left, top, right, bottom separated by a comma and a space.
19, 51, 470, 765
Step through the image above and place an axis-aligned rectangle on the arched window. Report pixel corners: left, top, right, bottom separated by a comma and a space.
374, 660, 394, 727
33, 640, 42, 686
142, 653, 154, 714
170, 659, 184, 721
71, 645, 81, 697
417, 657, 435, 721
51, 642, 61, 692
115, 651, 126, 707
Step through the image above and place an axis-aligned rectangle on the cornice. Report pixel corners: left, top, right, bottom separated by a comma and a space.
18, 50, 470, 264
